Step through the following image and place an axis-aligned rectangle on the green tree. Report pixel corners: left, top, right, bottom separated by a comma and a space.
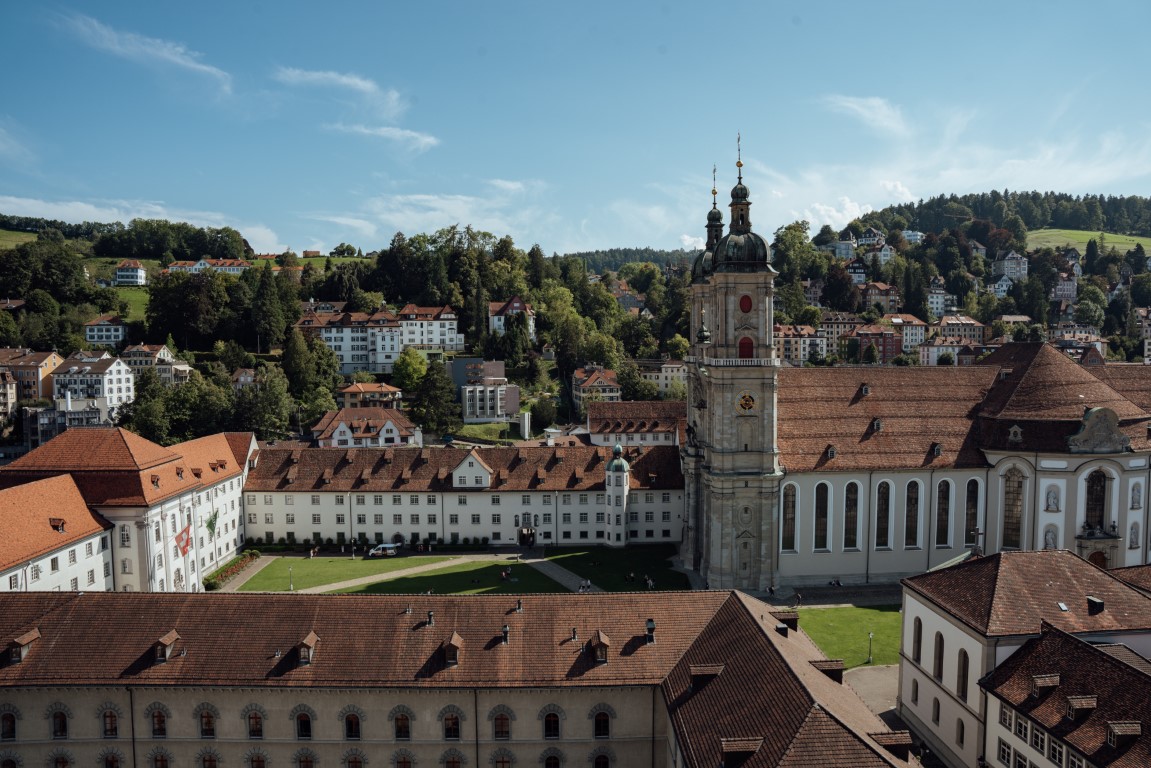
391, 347, 427, 394
617, 359, 659, 401
529, 398, 557, 434
665, 333, 690, 361
252, 263, 286, 353
1131, 274, 1151, 307
235, 365, 293, 439
411, 363, 460, 436
937, 351, 955, 366
280, 328, 315, 398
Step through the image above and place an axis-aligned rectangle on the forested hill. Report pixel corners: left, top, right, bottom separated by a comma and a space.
561, 247, 694, 273
0, 213, 122, 240
861, 190, 1151, 238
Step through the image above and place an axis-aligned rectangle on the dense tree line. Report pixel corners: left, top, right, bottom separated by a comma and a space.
0, 213, 123, 240
92, 219, 249, 266
564, 247, 693, 275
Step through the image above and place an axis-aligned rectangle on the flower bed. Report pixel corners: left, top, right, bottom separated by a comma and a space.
202, 550, 261, 591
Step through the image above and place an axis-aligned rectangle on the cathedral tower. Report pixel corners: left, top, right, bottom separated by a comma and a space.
683, 145, 782, 591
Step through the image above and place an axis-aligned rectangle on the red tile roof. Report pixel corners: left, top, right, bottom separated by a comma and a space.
0, 475, 111, 572
587, 400, 685, 435
903, 550, 1151, 637
310, 408, 416, 441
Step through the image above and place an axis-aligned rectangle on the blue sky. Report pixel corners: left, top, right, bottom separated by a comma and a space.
2, 1, 1151, 256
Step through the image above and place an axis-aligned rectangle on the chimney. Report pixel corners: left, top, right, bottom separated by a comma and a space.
427, 611, 435, 627
774, 623, 789, 638
645, 618, 656, 644
516, 599, 523, 613
1087, 596, 1105, 615
570, 627, 578, 643
501, 624, 510, 645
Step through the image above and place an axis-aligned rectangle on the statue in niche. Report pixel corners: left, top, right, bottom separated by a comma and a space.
1131, 521, 1141, 549
1045, 487, 1060, 512
1044, 528, 1057, 550
1134, 484, 1143, 510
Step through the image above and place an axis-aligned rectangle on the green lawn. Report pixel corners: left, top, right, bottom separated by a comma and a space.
330, 559, 566, 595
117, 286, 149, 320
239, 554, 455, 592
1027, 228, 1151, 254
0, 229, 36, 250
799, 604, 903, 669
457, 422, 513, 442
542, 543, 691, 591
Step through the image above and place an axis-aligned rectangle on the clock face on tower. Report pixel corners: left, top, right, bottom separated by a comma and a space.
737, 390, 756, 413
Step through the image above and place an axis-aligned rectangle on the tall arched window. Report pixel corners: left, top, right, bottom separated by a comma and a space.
104, 755, 120, 768
957, 649, 970, 702
249, 756, 265, 768
296, 713, 311, 740
843, 482, 859, 549
0, 712, 14, 740
153, 755, 168, 768
593, 712, 610, 739
781, 485, 796, 551
876, 481, 891, 549
543, 713, 560, 740
1003, 468, 1024, 549
933, 632, 945, 681
905, 482, 920, 548
152, 710, 167, 739
103, 710, 118, 738
52, 711, 69, 739
594, 756, 610, 768
200, 710, 216, 739
814, 483, 829, 550
443, 714, 460, 741
296, 756, 311, 768
349, 756, 365, 768
545, 758, 560, 768
394, 713, 410, 740
1086, 470, 1107, 530
344, 714, 360, 741
493, 714, 510, 740
912, 617, 922, 663
203, 756, 218, 768
936, 480, 951, 547
248, 712, 263, 740
443, 751, 463, 768
738, 337, 754, 359
965, 479, 980, 547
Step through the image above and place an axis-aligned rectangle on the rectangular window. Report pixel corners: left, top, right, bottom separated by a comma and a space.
562, 513, 571, 524
427, 495, 436, 505
356, 495, 365, 505
1030, 728, 1045, 753
492, 532, 501, 541
580, 512, 589, 523
1014, 717, 1028, 741
645, 492, 654, 503
542, 513, 552, 524
86, 542, 93, 557
662, 492, 671, 503
410, 514, 420, 524
284, 495, 294, 505
1047, 741, 1064, 764
311, 495, 320, 505
522, 495, 531, 505
458, 495, 467, 506
543, 494, 552, 505
286, 514, 295, 524
335, 514, 345, 525
428, 514, 437, 524
1013, 752, 1027, 768
492, 514, 501, 525
393, 514, 403, 524
562, 494, 571, 505
471, 514, 481, 525
645, 510, 654, 522
579, 494, 588, 505
996, 739, 1011, 766
50, 556, 59, 572
335, 495, 344, 505
374, 495, 383, 505
247, 512, 257, 524
999, 704, 1012, 729
356, 514, 366, 524
393, 495, 402, 505
247, 494, 256, 504
1067, 754, 1083, 768
410, 495, 419, 505
562, 531, 571, 539
579, 531, 588, 539
595, 511, 604, 523
264, 495, 273, 504
492, 495, 501, 505
596, 494, 605, 505
312, 514, 321, 525
449, 514, 459, 525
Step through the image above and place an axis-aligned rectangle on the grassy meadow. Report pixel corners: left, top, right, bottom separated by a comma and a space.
798, 604, 903, 668
1027, 228, 1151, 253
239, 554, 456, 592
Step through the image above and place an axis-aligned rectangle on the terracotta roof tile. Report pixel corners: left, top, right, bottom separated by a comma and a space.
0, 475, 111, 572
903, 550, 1151, 637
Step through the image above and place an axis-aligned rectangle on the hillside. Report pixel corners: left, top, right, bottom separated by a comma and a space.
1026, 228, 1151, 254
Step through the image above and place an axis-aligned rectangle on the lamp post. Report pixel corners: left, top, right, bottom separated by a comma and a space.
867, 631, 874, 664
289, 565, 293, 592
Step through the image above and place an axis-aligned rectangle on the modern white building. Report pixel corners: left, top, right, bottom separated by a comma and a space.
882, 314, 928, 353
83, 314, 127, 347
297, 306, 464, 375
51, 354, 135, 416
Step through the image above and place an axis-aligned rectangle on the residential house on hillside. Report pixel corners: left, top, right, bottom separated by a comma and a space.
802, 278, 825, 306
841, 324, 903, 364
0, 428, 256, 593
462, 376, 520, 424
488, 296, 536, 342
903, 229, 925, 245
300, 298, 347, 314
969, 240, 987, 260
121, 344, 192, 387
917, 336, 971, 366
310, 407, 421, 448
83, 314, 127, 347
992, 250, 1029, 282
776, 324, 826, 365
0, 348, 63, 400
899, 550, 1151, 768
989, 273, 1014, 299
571, 365, 621, 415
166, 258, 252, 275
636, 358, 687, 397
835, 228, 857, 259
865, 243, 898, 266
51, 353, 134, 416
935, 314, 986, 345
858, 226, 886, 247
586, 400, 684, 447
882, 314, 928, 353
230, 367, 256, 392
862, 281, 901, 313
818, 311, 864, 348
337, 381, 402, 409
0, 369, 16, 421
1052, 272, 1078, 301
927, 285, 958, 317
297, 305, 463, 375
845, 257, 869, 285
114, 259, 147, 286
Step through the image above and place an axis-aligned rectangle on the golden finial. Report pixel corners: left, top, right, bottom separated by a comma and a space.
736, 132, 743, 169
711, 164, 717, 201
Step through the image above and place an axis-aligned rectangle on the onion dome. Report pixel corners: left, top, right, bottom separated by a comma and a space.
606, 443, 630, 473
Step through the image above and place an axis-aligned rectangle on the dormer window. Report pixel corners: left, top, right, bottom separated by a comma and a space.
826, 445, 837, 460
872, 418, 883, 433
590, 630, 610, 664
932, 443, 943, 458
50, 518, 66, 533
444, 631, 462, 666
154, 630, 179, 664
297, 631, 318, 666
861, 384, 871, 396
9, 627, 40, 663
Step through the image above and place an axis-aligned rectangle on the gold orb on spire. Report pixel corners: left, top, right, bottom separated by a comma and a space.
711, 188, 717, 196
736, 160, 743, 168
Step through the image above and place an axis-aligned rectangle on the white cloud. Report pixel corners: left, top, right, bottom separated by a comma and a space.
796, 197, 873, 232
62, 13, 232, 94
308, 215, 379, 241
488, 179, 525, 193
880, 179, 914, 202
273, 67, 404, 120
326, 122, 439, 152
822, 95, 909, 137
238, 224, 287, 254
680, 234, 704, 250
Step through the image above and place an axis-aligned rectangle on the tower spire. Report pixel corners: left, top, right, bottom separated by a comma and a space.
737, 132, 743, 183
705, 163, 724, 251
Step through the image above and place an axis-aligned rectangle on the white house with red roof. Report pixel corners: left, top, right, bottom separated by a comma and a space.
114, 259, 147, 286
83, 314, 127, 346
310, 407, 421, 447
166, 258, 252, 274
571, 365, 621, 415
488, 296, 536, 342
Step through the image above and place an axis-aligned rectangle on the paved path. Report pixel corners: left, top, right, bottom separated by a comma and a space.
222, 550, 598, 595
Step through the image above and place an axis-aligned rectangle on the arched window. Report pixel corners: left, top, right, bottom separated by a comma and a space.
964, 479, 980, 547
814, 483, 829, 550
441, 750, 464, 768
443, 714, 460, 740
957, 649, 970, 702
1086, 469, 1107, 530
203, 756, 218, 768
248, 712, 264, 740
904, 481, 920, 548
933, 632, 945, 681
152, 710, 167, 739
1003, 468, 1024, 549
594, 712, 610, 739
544, 712, 560, 740
394, 713, 410, 740
738, 337, 754, 359
843, 482, 859, 549
912, 617, 922, 663
52, 711, 69, 739
344, 714, 360, 741
104, 754, 120, 768
154, 755, 168, 768
0, 712, 14, 740
296, 756, 311, 768
55, 757, 70, 768
956, 718, 965, 747
594, 757, 610, 768
493, 713, 510, 740
348, 756, 365, 768
781, 485, 796, 551
492, 755, 510, 768
103, 710, 118, 738
296, 713, 311, 740
545, 758, 560, 768
250, 755, 265, 768
936, 480, 951, 547
200, 710, 216, 739
875, 481, 891, 549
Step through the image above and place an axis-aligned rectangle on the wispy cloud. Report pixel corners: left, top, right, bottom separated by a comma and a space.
308, 214, 379, 241
273, 67, 404, 120
822, 95, 909, 137
62, 13, 232, 94
0, 122, 36, 169
326, 122, 439, 152
488, 179, 525, 193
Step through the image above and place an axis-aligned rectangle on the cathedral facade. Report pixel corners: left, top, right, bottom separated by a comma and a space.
685, 156, 1151, 591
